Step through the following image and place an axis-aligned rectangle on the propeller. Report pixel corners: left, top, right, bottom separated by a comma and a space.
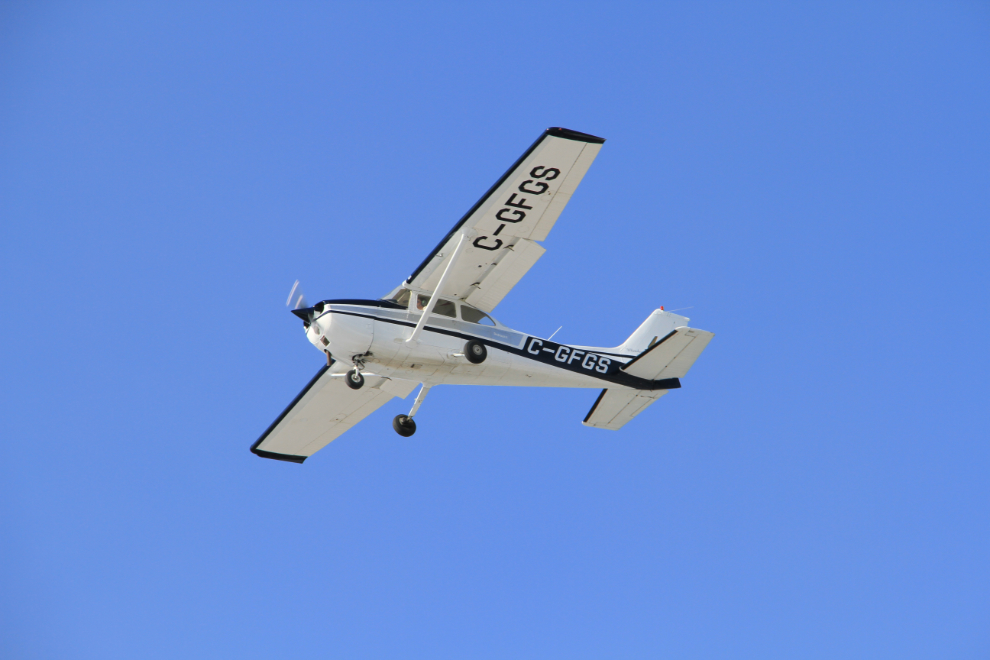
286, 280, 308, 311
286, 280, 315, 324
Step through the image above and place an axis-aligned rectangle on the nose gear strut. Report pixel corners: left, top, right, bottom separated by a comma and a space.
345, 355, 368, 390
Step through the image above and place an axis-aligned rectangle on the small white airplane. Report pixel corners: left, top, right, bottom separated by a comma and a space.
252, 127, 714, 463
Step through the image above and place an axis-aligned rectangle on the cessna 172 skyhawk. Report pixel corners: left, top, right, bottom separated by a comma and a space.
251, 127, 714, 463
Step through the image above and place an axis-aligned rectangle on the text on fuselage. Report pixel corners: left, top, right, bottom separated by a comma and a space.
524, 337, 614, 375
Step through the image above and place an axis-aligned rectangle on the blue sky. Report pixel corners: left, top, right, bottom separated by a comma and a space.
1, 2, 988, 658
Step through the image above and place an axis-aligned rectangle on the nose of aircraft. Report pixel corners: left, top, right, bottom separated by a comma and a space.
291, 306, 314, 323
304, 309, 332, 351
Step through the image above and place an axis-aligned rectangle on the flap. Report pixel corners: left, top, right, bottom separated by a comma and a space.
464, 239, 545, 312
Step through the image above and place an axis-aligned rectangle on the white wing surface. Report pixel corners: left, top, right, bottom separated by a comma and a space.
582, 389, 670, 431
251, 362, 417, 463
398, 127, 604, 313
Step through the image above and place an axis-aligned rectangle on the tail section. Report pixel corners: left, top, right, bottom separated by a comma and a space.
581, 311, 714, 431
622, 327, 714, 380
617, 309, 691, 354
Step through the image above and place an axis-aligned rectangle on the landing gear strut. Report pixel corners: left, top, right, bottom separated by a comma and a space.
346, 356, 367, 390
392, 384, 431, 437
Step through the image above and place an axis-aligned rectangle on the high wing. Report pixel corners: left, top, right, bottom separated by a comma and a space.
395, 127, 605, 313
251, 361, 418, 463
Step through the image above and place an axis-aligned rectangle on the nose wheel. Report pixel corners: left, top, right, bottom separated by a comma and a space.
392, 414, 416, 437
345, 369, 365, 390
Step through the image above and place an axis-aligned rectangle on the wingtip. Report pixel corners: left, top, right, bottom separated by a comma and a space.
250, 445, 307, 464
546, 127, 606, 144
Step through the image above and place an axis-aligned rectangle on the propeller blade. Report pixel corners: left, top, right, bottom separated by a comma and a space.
286, 280, 308, 311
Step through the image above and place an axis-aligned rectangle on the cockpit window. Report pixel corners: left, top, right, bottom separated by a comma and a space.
417, 294, 456, 318
391, 290, 411, 307
461, 305, 496, 325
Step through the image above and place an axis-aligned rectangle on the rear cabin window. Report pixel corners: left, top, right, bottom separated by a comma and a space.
461, 306, 496, 325
416, 294, 456, 319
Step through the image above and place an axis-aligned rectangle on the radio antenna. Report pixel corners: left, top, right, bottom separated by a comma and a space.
548, 326, 563, 341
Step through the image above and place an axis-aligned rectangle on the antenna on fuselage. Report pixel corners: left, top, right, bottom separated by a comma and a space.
548, 326, 563, 341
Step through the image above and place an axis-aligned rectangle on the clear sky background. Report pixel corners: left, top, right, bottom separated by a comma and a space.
1, 2, 988, 658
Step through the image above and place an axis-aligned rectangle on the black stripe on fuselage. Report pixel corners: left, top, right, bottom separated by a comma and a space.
323, 307, 680, 392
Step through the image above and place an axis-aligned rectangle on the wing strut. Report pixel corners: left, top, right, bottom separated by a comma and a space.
405, 230, 474, 343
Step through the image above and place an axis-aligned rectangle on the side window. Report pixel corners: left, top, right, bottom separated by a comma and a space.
461, 305, 496, 325
434, 300, 456, 318
416, 295, 456, 318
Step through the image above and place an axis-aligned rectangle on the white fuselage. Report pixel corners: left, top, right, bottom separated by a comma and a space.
304, 300, 650, 391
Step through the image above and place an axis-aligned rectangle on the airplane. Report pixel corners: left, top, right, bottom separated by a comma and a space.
251, 127, 714, 464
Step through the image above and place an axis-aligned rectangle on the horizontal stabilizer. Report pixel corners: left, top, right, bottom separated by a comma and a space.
621, 327, 714, 381
582, 388, 669, 430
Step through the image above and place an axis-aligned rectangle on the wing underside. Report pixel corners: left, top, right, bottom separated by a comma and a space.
251, 363, 416, 463
398, 127, 604, 312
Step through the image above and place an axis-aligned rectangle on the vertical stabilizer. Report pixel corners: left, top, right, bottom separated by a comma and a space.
618, 310, 690, 354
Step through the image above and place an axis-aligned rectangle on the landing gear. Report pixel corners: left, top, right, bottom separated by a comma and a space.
345, 368, 364, 390
464, 339, 487, 364
393, 384, 431, 437
392, 414, 416, 437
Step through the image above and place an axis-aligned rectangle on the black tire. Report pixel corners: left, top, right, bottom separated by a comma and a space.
392, 414, 417, 437
464, 339, 487, 364
345, 369, 365, 390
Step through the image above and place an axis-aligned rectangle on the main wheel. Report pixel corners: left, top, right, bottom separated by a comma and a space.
464, 339, 487, 364
345, 369, 365, 390
392, 414, 417, 437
